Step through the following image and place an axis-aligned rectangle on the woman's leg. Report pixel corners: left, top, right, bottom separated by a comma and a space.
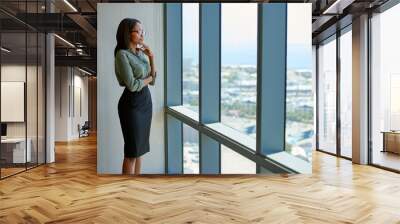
134, 156, 141, 175
122, 157, 136, 174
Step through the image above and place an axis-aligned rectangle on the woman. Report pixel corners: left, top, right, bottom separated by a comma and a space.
114, 18, 156, 175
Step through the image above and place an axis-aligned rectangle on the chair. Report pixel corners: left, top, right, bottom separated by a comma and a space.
78, 121, 90, 138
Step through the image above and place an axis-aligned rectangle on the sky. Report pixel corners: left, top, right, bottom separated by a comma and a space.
182, 3, 312, 70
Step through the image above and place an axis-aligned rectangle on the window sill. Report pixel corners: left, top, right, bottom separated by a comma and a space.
166, 106, 311, 174
168, 105, 199, 122
267, 151, 311, 174
205, 122, 256, 151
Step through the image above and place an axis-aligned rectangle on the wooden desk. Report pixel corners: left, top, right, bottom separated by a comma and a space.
1, 138, 31, 164
381, 131, 400, 154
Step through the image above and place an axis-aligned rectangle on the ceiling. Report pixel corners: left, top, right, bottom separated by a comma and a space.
311, 0, 390, 43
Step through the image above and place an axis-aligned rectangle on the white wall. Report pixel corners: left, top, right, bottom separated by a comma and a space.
1, 65, 36, 138
55, 67, 69, 141
97, 3, 164, 174
72, 73, 89, 137
1, 66, 26, 132
55, 67, 89, 141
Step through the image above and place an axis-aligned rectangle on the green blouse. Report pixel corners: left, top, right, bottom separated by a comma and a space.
115, 49, 151, 92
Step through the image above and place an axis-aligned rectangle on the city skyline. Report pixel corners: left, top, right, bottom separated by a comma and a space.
183, 43, 312, 70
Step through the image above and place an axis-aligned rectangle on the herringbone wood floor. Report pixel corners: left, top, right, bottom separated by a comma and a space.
1, 135, 400, 223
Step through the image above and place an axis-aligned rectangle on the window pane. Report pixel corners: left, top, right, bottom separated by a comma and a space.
38, 33, 46, 165
318, 37, 337, 154
285, 4, 313, 162
221, 145, 256, 174
27, 31, 38, 169
221, 3, 257, 139
339, 29, 352, 158
183, 124, 199, 174
26, 0, 42, 169
182, 3, 199, 113
1, 30, 28, 177
371, 4, 400, 171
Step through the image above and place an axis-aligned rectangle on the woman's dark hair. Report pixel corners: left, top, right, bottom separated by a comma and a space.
114, 18, 141, 56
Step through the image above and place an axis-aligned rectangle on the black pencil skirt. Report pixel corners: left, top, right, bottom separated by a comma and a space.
118, 86, 152, 158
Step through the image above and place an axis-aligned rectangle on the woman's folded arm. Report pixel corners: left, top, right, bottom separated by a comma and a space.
116, 50, 145, 92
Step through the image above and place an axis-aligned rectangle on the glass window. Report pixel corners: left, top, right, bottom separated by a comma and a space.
182, 3, 199, 113
38, 0, 46, 165
371, 4, 400, 171
27, 0, 37, 170
221, 145, 256, 174
221, 3, 257, 139
38, 32, 46, 165
27, 30, 38, 169
317, 37, 337, 155
1, 30, 28, 178
26, 0, 40, 168
285, 4, 313, 162
339, 28, 352, 158
0, 1, 46, 178
183, 124, 199, 174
